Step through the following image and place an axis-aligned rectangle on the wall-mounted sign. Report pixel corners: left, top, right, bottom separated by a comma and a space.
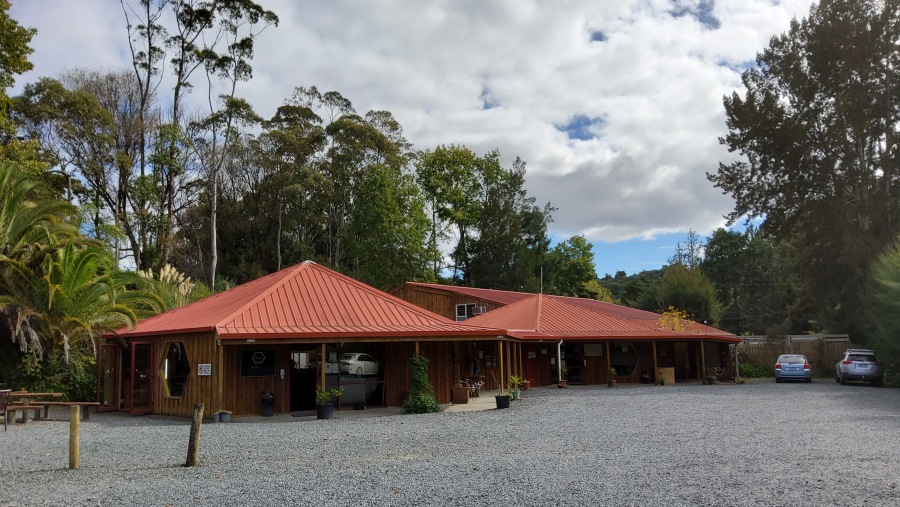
527, 351, 537, 359
241, 349, 276, 377
584, 344, 604, 357
541, 348, 547, 355
197, 363, 212, 376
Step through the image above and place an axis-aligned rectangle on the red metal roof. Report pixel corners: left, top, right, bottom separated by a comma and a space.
404, 282, 534, 305
114, 262, 504, 340
465, 293, 739, 342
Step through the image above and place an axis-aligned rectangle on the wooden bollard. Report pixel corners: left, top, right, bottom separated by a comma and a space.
69, 406, 80, 470
185, 403, 204, 467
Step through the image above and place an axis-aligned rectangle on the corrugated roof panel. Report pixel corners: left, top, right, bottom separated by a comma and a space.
406, 282, 534, 305
115, 261, 504, 339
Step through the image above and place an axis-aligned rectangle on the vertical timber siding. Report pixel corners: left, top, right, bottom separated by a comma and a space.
149, 332, 221, 418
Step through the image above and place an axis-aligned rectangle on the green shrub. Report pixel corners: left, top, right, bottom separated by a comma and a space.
739, 361, 773, 378
20, 345, 96, 400
402, 354, 441, 414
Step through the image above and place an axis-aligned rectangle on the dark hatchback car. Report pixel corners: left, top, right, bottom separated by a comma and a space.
775, 354, 812, 383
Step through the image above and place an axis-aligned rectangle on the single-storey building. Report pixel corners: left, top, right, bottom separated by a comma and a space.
99, 262, 515, 418
390, 283, 741, 386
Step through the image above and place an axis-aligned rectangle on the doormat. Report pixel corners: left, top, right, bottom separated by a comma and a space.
291, 411, 315, 417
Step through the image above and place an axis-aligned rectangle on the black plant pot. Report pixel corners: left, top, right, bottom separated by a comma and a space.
495, 395, 511, 409
317, 404, 334, 419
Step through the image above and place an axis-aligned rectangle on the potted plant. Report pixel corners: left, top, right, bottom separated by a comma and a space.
608, 367, 618, 387
219, 410, 232, 422
315, 386, 345, 419
705, 367, 722, 385
558, 366, 568, 388
495, 392, 511, 409
211, 412, 221, 423
521, 378, 532, 391
508, 374, 522, 399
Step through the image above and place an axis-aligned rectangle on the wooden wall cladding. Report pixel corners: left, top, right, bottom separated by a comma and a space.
147, 333, 220, 418
388, 285, 503, 321
222, 344, 292, 416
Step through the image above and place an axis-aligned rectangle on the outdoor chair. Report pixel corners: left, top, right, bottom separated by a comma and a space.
0, 389, 10, 431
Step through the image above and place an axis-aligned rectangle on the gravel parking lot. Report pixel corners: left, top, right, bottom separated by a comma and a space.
2, 380, 899, 506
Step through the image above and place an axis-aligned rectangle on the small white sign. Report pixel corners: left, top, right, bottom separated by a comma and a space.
197, 364, 212, 376
527, 351, 537, 359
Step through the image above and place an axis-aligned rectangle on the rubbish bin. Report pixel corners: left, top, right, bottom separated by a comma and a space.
261, 391, 274, 417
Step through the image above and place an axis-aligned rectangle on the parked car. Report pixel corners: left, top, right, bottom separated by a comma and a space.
774, 354, 811, 383
340, 353, 380, 377
835, 349, 882, 386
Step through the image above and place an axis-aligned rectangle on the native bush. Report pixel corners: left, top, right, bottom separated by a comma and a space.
739, 361, 773, 378
402, 354, 441, 414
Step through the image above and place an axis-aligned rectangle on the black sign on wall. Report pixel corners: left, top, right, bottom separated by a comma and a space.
241, 349, 276, 377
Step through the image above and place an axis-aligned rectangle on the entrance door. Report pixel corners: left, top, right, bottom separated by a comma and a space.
130, 342, 153, 414
564, 344, 584, 383
97, 342, 119, 413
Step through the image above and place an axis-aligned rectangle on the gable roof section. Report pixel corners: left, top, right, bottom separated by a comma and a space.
465, 293, 739, 342
403, 282, 534, 305
114, 262, 504, 340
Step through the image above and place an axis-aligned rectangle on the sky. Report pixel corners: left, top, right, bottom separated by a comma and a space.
9, 0, 815, 276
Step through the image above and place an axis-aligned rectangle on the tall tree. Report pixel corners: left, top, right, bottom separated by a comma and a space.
860, 236, 900, 374
709, 0, 900, 333
641, 263, 721, 326
546, 235, 597, 296
0, 0, 35, 136
468, 153, 552, 291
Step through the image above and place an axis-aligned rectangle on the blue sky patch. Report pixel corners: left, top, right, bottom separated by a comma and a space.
480, 85, 498, 110
671, 1, 721, 30
556, 114, 604, 141
590, 30, 607, 42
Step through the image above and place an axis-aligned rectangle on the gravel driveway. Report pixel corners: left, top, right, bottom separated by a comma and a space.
2, 381, 898, 506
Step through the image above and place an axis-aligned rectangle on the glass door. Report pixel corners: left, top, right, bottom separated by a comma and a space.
130, 342, 153, 414
97, 342, 119, 412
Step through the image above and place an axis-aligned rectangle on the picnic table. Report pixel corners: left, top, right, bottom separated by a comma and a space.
7, 392, 63, 424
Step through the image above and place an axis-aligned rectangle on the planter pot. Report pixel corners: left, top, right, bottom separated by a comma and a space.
521, 380, 531, 391
316, 404, 334, 420
558, 380, 568, 388
212, 412, 221, 423
511, 390, 521, 400
608, 379, 617, 388
451, 386, 471, 404
220, 413, 231, 422
495, 395, 511, 409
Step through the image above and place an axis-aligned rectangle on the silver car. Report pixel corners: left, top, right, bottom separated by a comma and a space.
835, 349, 882, 386
340, 353, 380, 377
775, 354, 811, 383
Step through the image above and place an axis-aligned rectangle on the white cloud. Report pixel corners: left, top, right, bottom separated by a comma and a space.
10, 0, 813, 243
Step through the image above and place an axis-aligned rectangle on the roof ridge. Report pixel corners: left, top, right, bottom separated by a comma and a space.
301, 264, 503, 329
408, 282, 535, 297
216, 262, 310, 329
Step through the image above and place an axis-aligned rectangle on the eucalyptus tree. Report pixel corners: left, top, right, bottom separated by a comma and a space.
467, 153, 552, 291
709, 0, 900, 332
415, 145, 480, 281
120, 0, 278, 270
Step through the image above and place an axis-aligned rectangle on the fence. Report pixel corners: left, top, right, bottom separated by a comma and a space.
736, 335, 854, 378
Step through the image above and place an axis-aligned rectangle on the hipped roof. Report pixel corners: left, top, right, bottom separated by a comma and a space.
416, 285, 739, 343
114, 261, 504, 340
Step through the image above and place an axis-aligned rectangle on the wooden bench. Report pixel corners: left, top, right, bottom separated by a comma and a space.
5, 404, 47, 424
34, 402, 102, 421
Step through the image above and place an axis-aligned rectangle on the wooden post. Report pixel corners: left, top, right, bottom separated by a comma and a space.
605, 342, 611, 382
415, 341, 420, 356
518, 342, 523, 378
700, 340, 707, 382
185, 403, 204, 467
320, 343, 326, 389
652, 341, 658, 383
68, 406, 80, 470
498, 341, 504, 394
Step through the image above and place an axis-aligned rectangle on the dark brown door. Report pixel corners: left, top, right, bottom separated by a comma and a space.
130, 342, 153, 414
97, 342, 119, 413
